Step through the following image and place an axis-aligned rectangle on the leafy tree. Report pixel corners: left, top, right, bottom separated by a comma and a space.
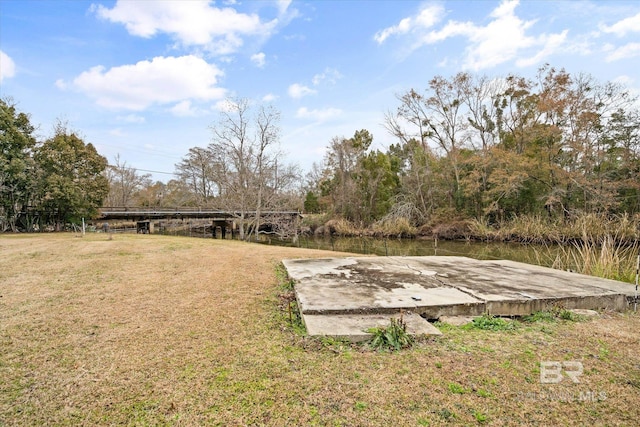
0, 98, 38, 231
356, 149, 399, 221
34, 126, 108, 229
303, 191, 320, 214
321, 130, 373, 221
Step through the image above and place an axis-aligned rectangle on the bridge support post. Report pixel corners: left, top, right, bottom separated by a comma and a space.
212, 220, 228, 239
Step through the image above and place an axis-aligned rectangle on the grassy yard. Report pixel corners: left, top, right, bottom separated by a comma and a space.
1, 233, 639, 426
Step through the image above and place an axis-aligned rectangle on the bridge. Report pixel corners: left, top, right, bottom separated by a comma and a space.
97, 207, 302, 221
96, 207, 302, 238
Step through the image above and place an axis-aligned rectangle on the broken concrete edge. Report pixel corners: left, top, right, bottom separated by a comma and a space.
437, 308, 602, 326
295, 295, 630, 319
484, 294, 628, 317
300, 311, 443, 343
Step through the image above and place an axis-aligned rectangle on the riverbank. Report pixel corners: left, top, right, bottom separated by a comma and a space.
304, 213, 640, 245
302, 213, 640, 283
1, 233, 639, 425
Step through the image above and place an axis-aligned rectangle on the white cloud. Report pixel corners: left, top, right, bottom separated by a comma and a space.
613, 75, 634, 86
613, 75, 640, 100
376, 0, 568, 71
515, 30, 568, 67
214, 99, 237, 112
262, 93, 277, 102
117, 114, 146, 123
109, 128, 126, 137
93, 0, 278, 55
460, 1, 541, 70
295, 107, 342, 121
169, 100, 202, 117
600, 12, 640, 37
70, 55, 226, 110
605, 42, 640, 62
312, 68, 343, 86
374, 4, 444, 43
251, 52, 266, 68
55, 78, 68, 90
0, 50, 16, 82
288, 83, 317, 99
276, 0, 292, 15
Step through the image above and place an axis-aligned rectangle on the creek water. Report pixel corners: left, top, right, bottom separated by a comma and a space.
259, 235, 563, 269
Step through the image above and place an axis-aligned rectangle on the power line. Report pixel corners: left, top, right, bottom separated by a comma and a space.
132, 168, 176, 176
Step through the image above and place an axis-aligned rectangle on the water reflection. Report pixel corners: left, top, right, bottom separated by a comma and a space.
262, 236, 560, 268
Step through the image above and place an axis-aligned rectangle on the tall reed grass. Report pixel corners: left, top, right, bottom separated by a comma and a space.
468, 213, 640, 245
468, 213, 640, 282
551, 237, 639, 283
528, 237, 639, 283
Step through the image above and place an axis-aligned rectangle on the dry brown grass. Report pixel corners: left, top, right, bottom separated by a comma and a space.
1, 233, 639, 426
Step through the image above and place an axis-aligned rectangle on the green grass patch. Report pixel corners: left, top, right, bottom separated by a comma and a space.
447, 382, 470, 394
462, 314, 517, 331
522, 308, 588, 323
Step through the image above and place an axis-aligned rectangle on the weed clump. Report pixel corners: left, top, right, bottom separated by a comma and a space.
367, 316, 414, 351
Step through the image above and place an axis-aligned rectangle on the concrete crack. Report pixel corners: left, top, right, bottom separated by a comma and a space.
432, 273, 485, 302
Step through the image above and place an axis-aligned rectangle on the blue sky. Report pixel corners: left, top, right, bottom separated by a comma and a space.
2, 0, 639, 182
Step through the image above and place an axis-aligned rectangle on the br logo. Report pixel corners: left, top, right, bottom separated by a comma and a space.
540, 361, 583, 384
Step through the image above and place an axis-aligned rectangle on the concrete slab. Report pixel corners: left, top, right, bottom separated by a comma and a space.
301, 312, 442, 342
283, 256, 635, 328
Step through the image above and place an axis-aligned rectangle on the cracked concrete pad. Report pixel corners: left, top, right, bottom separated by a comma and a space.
282, 257, 359, 280
301, 312, 442, 342
283, 256, 635, 321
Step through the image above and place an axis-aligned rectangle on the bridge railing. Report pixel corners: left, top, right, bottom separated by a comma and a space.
97, 207, 302, 219
99, 206, 216, 213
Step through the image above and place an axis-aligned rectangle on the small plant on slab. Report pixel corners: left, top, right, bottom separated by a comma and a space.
367, 315, 414, 351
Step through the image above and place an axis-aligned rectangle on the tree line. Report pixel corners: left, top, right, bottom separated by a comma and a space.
308, 66, 640, 231
3, 65, 639, 235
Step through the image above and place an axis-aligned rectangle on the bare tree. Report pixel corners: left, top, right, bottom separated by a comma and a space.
208, 98, 284, 240
175, 147, 217, 206
104, 155, 151, 207
386, 74, 471, 209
